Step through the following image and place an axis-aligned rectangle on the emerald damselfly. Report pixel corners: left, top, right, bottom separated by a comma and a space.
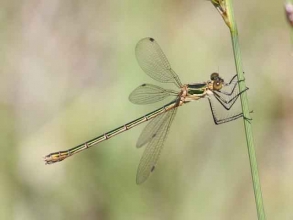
44, 37, 248, 184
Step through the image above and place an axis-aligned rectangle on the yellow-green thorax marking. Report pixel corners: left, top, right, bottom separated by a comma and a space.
183, 72, 224, 102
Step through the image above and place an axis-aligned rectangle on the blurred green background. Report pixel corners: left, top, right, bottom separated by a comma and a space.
0, 0, 292, 219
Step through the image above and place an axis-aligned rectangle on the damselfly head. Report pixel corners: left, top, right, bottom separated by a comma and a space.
210, 72, 224, 91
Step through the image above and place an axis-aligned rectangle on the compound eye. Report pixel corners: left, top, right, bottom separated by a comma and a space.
210, 72, 219, 80
213, 80, 223, 90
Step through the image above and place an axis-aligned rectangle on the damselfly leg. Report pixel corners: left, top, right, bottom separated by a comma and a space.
213, 87, 249, 110
208, 74, 250, 124
209, 98, 244, 124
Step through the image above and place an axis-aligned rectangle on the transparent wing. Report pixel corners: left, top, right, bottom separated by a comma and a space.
136, 107, 173, 148
129, 83, 178, 105
136, 108, 177, 184
135, 37, 182, 88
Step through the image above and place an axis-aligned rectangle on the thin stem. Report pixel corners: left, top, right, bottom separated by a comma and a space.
212, 0, 266, 219
225, 1, 266, 219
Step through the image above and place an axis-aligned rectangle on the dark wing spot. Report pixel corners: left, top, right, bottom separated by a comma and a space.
151, 166, 155, 172
149, 38, 154, 42
141, 83, 146, 86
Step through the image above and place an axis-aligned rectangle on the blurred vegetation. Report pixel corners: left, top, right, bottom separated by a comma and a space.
0, 0, 292, 219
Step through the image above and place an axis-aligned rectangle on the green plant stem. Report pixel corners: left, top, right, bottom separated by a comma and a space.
224, 0, 266, 219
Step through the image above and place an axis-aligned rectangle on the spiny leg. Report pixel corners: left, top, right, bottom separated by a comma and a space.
208, 98, 244, 125
220, 74, 238, 96
213, 87, 249, 110
220, 72, 246, 96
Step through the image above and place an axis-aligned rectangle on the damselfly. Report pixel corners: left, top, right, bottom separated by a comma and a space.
44, 37, 248, 184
